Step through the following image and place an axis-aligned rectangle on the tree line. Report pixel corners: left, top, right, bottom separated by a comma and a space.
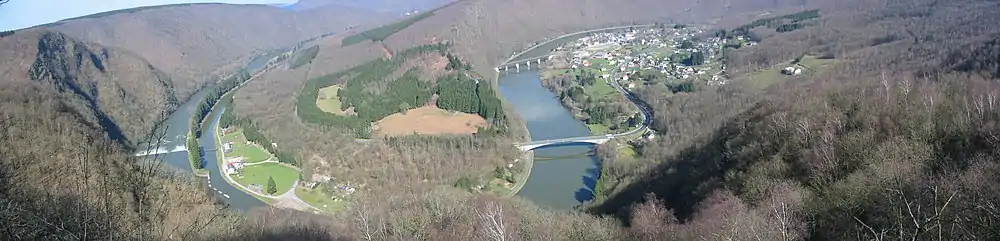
436, 73, 506, 126
186, 134, 204, 169
190, 70, 251, 138
289, 45, 320, 69
727, 9, 820, 38
0, 30, 13, 38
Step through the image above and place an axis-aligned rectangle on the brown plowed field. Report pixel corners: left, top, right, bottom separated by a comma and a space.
373, 106, 486, 137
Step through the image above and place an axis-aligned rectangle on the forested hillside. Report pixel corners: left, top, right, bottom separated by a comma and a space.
585, 0, 1000, 240
47, 3, 395, 99
1, 29, 175, 146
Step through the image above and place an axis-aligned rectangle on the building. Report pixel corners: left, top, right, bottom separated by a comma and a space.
222, 142, 234, 153
782, 67, 803, 75
224, 161, 245, 175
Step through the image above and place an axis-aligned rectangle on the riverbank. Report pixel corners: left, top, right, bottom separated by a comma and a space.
492, 24, 663, 208
212, 118, 323, 212
494, 25, 655, 199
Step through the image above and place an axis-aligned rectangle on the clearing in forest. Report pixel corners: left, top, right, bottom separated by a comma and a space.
373, 106, 487, 137
746, 55, 837, 90
316, 85, 352, 115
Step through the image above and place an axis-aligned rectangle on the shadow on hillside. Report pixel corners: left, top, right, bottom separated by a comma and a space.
0, 193, 120, 240
210, 208, 354, 241
588, 103, 773, 224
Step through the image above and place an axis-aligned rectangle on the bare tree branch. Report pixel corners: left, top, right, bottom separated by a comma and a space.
476, 201, 507, 241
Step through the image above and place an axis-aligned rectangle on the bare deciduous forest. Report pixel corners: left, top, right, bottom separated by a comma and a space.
4, 0, 1000, 240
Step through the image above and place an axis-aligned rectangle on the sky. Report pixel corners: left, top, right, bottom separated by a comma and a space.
0, 0, 298, 30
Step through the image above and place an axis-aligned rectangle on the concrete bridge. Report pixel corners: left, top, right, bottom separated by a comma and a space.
512, 64, 653, 152
495, 55, 553, 72
134, 145, 187, 156
514, 135, 614, 152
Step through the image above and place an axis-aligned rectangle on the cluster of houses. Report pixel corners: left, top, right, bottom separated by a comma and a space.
560, 27, 732, 86
303, 173, 357, 200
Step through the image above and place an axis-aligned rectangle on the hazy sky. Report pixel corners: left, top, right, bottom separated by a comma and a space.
0, 0, 297, 30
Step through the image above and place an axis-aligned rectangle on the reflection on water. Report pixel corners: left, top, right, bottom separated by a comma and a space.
498, 70, 600, 209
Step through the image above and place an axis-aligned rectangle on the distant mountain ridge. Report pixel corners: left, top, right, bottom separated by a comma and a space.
286, 0, 455, 13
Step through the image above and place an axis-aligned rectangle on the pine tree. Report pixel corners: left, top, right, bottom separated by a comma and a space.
266, 176, 278, 195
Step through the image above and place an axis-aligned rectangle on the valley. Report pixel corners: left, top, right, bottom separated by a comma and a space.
5, 0, 1000, 240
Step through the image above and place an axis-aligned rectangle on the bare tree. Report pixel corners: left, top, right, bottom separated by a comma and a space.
476, 201, 508, 241
353, 203, 384, 241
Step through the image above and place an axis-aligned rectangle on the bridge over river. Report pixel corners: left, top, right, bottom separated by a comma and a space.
495, 55, 553, 72
513, 69, 652, 151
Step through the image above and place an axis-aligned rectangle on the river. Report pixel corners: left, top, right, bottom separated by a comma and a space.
137, 26, 641, 212
497, 25, 650, 209
138, 70, 268, 212
498, 69, 601, 209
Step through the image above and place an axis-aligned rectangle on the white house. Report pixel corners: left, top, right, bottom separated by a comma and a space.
222, 142, 234, 153
782, 67, 803, 75
224, 161, 245, 175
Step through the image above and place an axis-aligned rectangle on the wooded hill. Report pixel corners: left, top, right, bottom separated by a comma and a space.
295, 43, 506, 138
46, 3, 395, 100
0, 2, 395, 147
584, 0, 1000, 240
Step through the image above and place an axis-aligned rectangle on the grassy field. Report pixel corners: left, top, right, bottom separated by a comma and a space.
618, 144, 638, 160
587, 123, 612, 135
746, 55, 837, 90
798, 55, 838, 71
589, 58, 610, 67
231, 163, 300, 195
342, 11, 435, 46
585, 78, 619, 101
222, 130, 271, 163
315, 85, 345, 115
541, 69, 572, 79
295, 187, 348, 213
651, 46, 675, 58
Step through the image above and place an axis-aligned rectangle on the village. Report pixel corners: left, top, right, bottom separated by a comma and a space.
535, 25, 764, 159
552, 25, 749, 89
